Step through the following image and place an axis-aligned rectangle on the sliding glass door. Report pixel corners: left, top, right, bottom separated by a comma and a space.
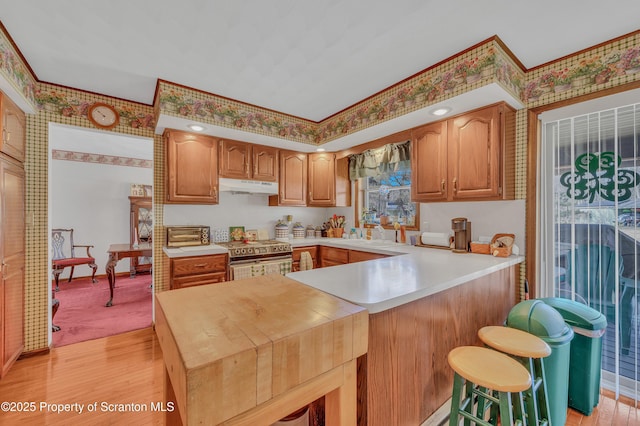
541, 101, 640, 401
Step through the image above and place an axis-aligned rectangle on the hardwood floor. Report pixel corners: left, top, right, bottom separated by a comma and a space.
0, 328, 164, 425
0, 327, 638, 425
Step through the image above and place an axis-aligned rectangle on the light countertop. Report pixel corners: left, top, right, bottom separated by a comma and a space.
162, 237, 523, 314
286, 238, 523, 314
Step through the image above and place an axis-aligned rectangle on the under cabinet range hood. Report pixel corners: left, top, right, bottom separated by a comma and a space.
218, 178, 279, 195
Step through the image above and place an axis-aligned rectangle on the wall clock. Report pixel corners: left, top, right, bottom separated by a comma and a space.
87, 102, 119, 129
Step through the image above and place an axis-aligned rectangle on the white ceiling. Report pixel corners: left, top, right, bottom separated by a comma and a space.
1, 0, 639, 122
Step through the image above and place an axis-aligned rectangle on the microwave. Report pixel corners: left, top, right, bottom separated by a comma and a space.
166, 226, 210, 247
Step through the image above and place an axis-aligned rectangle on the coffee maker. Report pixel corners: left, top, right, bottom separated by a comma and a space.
451, 217, 471, 253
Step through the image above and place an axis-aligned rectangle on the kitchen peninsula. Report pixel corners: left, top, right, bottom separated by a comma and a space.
287, 241, 522, 425
162, 239, 523, 425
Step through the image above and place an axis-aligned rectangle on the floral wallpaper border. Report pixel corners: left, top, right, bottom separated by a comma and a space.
52, 149, 153, 169
35, 82, 156, 137
525, 32, 640, 106
0, 28, 37, 109
156, 38, 525, 145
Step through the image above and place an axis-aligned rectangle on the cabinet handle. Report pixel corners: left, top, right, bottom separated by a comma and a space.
193, 264, 207, 268
2, 129, 6, 143
453, 177, 457, 192
5, 131, 9, 142
441, 179, 445, 192
213, 187, 218, 200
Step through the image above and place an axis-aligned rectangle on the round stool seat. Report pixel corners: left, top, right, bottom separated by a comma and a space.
448, 346, 531, 393
479, 326, 551, 358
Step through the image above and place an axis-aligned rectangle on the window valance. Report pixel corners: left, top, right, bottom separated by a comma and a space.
348, 140, 411, 181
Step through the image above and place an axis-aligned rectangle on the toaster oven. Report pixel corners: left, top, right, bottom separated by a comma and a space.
166, 226, 210, 247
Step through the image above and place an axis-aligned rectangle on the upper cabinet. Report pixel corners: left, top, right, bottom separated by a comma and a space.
218, 139, 278, 182
308, 152, 336, 207
411, 102, 515, 202
0, 93, 26, 163
165, 129, 219, 204
270, 150, 307, 206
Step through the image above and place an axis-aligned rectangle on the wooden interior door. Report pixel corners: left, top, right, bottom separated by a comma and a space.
0, 156, 24, 377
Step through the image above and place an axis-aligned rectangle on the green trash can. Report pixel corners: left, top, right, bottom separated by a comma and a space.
540, 297, 607, 416
506, 300, 574, 426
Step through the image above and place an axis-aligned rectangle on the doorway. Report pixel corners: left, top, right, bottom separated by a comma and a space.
539, 89, 640, 401
48, 124, 154, 346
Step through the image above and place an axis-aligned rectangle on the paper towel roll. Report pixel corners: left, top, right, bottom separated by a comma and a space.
421, 232, 451, 247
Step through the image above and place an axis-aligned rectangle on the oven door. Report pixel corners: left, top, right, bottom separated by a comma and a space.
229, 256, 292, 280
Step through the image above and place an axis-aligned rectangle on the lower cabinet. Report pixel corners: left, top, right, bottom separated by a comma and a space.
168, 254, 228, 290
292, 246, 318, 271
318, 246, 349, 268
348, 250, 389, 263
317, 246, 392, 269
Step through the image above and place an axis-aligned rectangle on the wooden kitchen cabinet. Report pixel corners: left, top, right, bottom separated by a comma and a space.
168, 253, 228, 290
164, 129, 219, 204
411, 102, 515, 202
269, 150, 307, 206
0, 92, 26, 163
219, 139, 278, 182
319, 246, 349, 268
308, 152, 335, 206
0, 154, 25, 378
348, 250, 389, 263
292, 246, 318, 271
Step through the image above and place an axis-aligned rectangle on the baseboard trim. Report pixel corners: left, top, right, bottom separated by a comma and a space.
421, 399, 451, 426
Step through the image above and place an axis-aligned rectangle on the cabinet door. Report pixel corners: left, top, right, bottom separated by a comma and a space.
411, 120, 448, 202
0, 156, 25, 378
219, 139, 250, 179
448, 106, 501, 200
292, 246, 318, 271
252, 144, 278, 182
165, 130, 218, 204
271, 150, 307, 206
319, 246, 348, 268
308, 152, 336, 207
0, 93, 26, 163
349, 250, 389, 263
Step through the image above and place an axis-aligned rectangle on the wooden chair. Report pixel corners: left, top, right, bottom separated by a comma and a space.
51, 228, 98, 291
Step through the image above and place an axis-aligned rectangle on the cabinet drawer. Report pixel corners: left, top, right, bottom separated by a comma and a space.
172, 272, 227, 290
172, 254, 227, 277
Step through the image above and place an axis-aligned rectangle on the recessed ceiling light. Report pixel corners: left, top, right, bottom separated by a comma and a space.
431, 107, 451, 116
187, 124, 205, 132
316, 148, 326, 152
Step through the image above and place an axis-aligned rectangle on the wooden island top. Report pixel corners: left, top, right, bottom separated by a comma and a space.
155, 274, 368, 425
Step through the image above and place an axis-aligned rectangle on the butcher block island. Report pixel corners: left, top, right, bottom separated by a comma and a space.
155, 274, 368, 426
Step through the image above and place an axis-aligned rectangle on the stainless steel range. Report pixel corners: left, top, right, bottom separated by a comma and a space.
216, 240, 293, 280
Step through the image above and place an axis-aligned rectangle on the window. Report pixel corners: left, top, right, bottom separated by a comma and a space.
361, 162, 418, 228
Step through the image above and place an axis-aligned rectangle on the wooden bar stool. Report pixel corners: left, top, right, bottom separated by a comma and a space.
448, 346, 531, 426
478, 326, 552, 426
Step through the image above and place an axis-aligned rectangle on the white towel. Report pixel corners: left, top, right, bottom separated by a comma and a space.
299, 251, 313, 271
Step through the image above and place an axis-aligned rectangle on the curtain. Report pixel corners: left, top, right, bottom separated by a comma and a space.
348, 140, 410, 181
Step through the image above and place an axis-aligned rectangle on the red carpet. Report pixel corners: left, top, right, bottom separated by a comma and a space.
52, 274, 153, 347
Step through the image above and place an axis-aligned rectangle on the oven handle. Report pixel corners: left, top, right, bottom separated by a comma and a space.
228, 255, 293, 266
